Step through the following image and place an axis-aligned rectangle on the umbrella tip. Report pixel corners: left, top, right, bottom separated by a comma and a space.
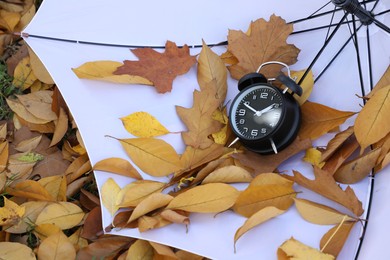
13, 32, 29, 38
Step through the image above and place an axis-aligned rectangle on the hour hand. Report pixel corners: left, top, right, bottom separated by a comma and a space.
258, 104, 275, 114
243, 102, 261, 116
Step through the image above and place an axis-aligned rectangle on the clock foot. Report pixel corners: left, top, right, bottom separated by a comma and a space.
270, 138, 278, 154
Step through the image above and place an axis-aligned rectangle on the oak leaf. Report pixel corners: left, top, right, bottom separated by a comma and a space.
299, 101, 356, 140
354, 85, 390, 151
226, 15, 300, 79
320, 221, 356, 257
284, 168, 364, 216
93, 157, 142, 180
278, 237, 335, 260
120, 111, 170, 138
303, 148, 325, 168
114, 41, 197, 93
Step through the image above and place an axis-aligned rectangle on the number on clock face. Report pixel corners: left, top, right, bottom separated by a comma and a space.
232, 85, 283, 140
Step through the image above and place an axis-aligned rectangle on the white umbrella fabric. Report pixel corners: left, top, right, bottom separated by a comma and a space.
22, 0, 389, 259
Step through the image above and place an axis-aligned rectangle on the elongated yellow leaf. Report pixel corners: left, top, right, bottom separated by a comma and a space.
233, 184, 296, 217
119, 137, 182, 177
249, 173, 293, 187
0, 242, 36, 260
290, 69, 314, 105
320, 221, 355, 257
278, 237, 335, 260
7, 98, 50, 124
15, 135, 42, 152
93, 157, 142, 179
27, 46, 55, 84
149, 241, 178, 259
101, 178, 121, 216
128, 193, 173, 223
0, 141, 9, 172
38, 231, 76, 260
6, 180, 53, 201
355, 85, 390, 151
126, 239, 154, 259
50, 107, 69, 147
294, 198, 356, 225
167, 183, 239, 213
234, 206, 285, 250
72, 60, 152, 85
12, 56, 37, 90
35, 202, 84, 230
202, 165, 253, 184
120, 111, 170, 138
116, 180, 165, 208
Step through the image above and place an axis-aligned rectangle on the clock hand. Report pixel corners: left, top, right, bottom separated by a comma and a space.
258, 104, 275, 115
243, 102, 260, 115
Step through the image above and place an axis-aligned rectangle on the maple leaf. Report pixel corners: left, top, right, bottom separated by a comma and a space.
114, 41, 197, 93
226, 15, 300, 79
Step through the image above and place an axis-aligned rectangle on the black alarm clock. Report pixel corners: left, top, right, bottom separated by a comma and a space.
228, 62, 303, 155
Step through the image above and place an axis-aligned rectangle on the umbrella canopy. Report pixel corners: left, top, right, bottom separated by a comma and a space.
23, 0, 389, 259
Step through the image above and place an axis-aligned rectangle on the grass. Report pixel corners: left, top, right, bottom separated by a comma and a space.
0, 61, 22, 120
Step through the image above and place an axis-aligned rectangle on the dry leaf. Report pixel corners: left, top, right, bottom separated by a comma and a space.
0, 10, 21, 31
299, 101, 356, 140
72, 60, 153, 85
0, 141, 9, 172
126, 239, 154, 259
284, 168, 363, 216
38, 175, 67, 201
38, 231, 76, 260
49, 107, 68, 147
7, 98, 50, 124
320, 221, 355, 257
76, 236, 134, 259
116, 180, 165, 208
149, 241, 178, 259
27, 46, 55, 84
120, 111, 170, 138
321, 126, 355, 162
290, 70, 314, 105
303, 148, 325, 168
118, 137, 182, 177
366, 65, 390, 98
233, 184, 296, 217
294, 198, 356, 225
6, 180, 53, 201
167, 183, 239, 213
160, 209, 190, 225
15, 134, 42, 152
354, 85, 390, 151
0, 196, 25, 226
12, 56, 37, 90
226, 15, 299, 79
101, 178, 121, 216
278, 237, 335, 260
137, 215, 159, 232
93, 157, 142, 179
234, 206, 285, 251
202, 165, 253, 184
0, 242, 36, 260
176, 250, 205, 260
34, 223, 62, 241
127, 193, 173, 223
81, 206, 103, 240
35, 202, 85, 229
114, 41, 197, 93
16, 91, 57, 121
249, 173, 293, 187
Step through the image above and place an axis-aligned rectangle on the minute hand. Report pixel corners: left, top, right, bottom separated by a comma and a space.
257, 104, 275, 115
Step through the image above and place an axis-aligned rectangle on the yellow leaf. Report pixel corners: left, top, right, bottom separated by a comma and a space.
0, 10, 21, 31
101, 178, 121, 216
290, 69, 314, 105
125, 239, 154, 259
6, 180, 53, 201
149, 241, 178, 259
167, 183, 239, 213
0, 197, 25, 226
233, 184, 296, 217
320, 221, 356, 257
119, 137, 182, 177
38, 176, 67, 202
12, 56, 37, 90
294, 198, 356, 225
93, 157, 142, 179
303, 147, 325, 168
49, 107, 69, 147
72, 60, 153, 85
15, 135, 42, 152
35, 202, 84, 230
27, 46, 55, 84
128, 193, 173, 223
15, 4, 35, 32
234, 206, 285, 251
355, 85, 390, 151
116, 180, 165, 208
278, 237, 335, 260
160, 209, 190, 225
0, 242, 36, 260
6, 98, 50, 124
120, 111, 170, 138
0, 141, 9, 172
249, 173, 293, 187
16, 91, 57, 121
34, 223, 62, 241
0, 122, 7, 140
38, 231, 76, 260
202, 165, 253, 184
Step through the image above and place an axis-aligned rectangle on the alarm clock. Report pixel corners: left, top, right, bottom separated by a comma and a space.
228, 62, 303, 154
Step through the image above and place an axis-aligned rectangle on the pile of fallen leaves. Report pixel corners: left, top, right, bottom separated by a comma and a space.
1, 2, 390, 259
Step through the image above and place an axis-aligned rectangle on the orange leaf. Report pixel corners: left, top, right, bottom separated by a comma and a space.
320, 221, 356, 257
93, 157, 142, 180
6, 180, 53, 201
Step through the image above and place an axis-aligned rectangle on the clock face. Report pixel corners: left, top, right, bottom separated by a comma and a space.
230, 84, 284, 140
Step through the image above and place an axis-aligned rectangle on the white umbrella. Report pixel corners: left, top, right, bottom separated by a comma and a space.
22, 0, 389, 259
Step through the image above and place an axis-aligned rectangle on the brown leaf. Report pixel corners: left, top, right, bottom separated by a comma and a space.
320, 221, 356, 257
77, 236, 134, 260
0, 141, 8, 172
167, 183, 239, 213
93, 157, 142, 180
299, 101, 356, 140
283, 168, 364, 216
227, 15, 299, 79
79, 188, 100, 211
321, 126, 355, 162
81, 206, 103, 240
114, 41, 197, 93
233, 184, 296, 217
37, 231, 76, 260
179, 143, 225, 173
354, 85, 390, 151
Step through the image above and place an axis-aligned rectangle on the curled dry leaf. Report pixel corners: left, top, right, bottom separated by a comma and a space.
49, 107, 68, 147
76, 236, 134, 260
294, 198, 356, 225
114, 41, 197, 93
116, 180, 165, 208
233, 184, 296, 217
320, 221, 356, 257
127, 193, 173, 223
35, 202, 85, 230
118, 137, 182, 177
72, 60, 153, 85
202, 165, 253, 184
299, 101, 356, 140
277, 237, 335, 260
101, 178, 121, 216
354, 85, 390, 151
93, 157, 142, 179
0, 141, 9, 172
120, 111, 170, 138
321, 126, 355, 162
160, 209, 190, 225
167, 183, 239, 213
234, 206, 285, 251
0, 242, 36, 260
